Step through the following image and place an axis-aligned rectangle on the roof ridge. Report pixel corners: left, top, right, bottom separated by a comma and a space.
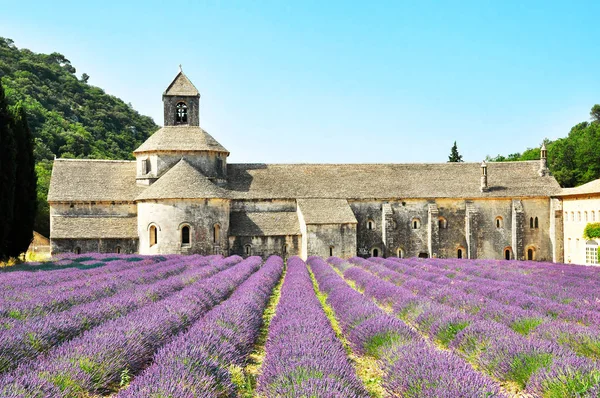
228, 161, 538, 167
54, 158, 135, 163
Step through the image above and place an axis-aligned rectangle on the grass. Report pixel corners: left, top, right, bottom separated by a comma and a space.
507, 352, 553, 390
233, 262, 287, 398
510, 317, 544, 336
307, 264, 386, 398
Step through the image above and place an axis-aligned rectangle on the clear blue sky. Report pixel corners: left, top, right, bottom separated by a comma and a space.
1, 1, 599, 164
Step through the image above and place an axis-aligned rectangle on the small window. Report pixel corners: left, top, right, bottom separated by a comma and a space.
329, 246, 334, 257
216, 158, 223, 175
571, 212, 574, 222
371, 248, 379, 257
564, 211, 568, 222
412, 218, 421, 229
586, 241, 598, 265
504, 248, 511, 260
534, 217, 539, 229
457, 248, 463, 259
149, 225, 158, 247
397, 248, 404, 258
527, 247, 535, 261
74, 247, 81, 255
496, 216, 503, 229
181, 225, 190, 245
367, 220, 375, 230
584, 212, 588, 222
176, 102, 188, 124
244, 244, 252, 256
438, 217, 447, 229
568, 238, 572, 254
530, 217, 534, 229
213, 224, 221, 243
116, 246, 121, 254
283, 244, 288, 255
578, 212, 582, 222
592, 211, 596, 222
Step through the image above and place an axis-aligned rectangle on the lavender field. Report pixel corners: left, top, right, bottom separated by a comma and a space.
0, 254, 599, 397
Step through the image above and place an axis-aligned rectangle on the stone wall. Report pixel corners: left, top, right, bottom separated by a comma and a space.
137, 198, 230, 255
136, 151, 227, 183
51, 238, 138, 254
163, 95, 199, 127
305, 223, 357, 259
229, 235, 300, 259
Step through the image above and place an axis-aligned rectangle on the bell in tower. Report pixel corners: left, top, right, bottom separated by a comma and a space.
163, 65, 200, 127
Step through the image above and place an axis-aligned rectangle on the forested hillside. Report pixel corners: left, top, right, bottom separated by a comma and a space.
487, 106, 600, 189
0, 37, 158, 236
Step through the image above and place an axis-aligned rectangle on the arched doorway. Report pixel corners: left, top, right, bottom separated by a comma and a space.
457, 248, 463, 259
372, 248, 379, 258
527, 247, 535, 261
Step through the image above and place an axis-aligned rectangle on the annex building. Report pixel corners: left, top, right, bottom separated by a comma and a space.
48, 70, 568, 262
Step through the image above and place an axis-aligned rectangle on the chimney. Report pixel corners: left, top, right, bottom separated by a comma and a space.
480, 161, 488, 192
538, 143, 548, 176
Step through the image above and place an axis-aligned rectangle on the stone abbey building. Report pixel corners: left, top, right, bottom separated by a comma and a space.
48, 71, 565, 261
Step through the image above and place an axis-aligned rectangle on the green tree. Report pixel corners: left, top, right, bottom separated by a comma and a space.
6, 103, 37, 258
0, 80, 17, 259
591, 104, 600, 123
448, 141, 463, 162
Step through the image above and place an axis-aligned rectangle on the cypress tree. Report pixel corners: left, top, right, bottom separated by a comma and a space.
0, 80, 17, 259
6, 103, 37, 258
448, 141, 464, 162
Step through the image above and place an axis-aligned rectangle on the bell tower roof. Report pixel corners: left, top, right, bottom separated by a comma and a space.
163, 67, 200, 97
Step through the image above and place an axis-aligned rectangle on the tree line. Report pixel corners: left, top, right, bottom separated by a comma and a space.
0, 79, 37, 260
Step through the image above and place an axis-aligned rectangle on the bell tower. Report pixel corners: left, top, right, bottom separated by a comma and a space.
163, 66, 200, 127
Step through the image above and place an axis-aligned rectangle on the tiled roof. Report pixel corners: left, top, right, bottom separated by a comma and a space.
163, 71, 199, 96
133, 126, 229, 154
558, 178, 600, 197
52, 216, 138, 239
297, 199, 357, 224
226, 161, 562, 199
229, 212, 301, 236
47, 159, 144, 203
136, 159, 228, 201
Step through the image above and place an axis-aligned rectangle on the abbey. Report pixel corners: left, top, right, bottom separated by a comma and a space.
48, 70, 565, 261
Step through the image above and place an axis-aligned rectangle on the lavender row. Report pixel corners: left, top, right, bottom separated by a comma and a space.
257, 257, 368, 397
332, 258, 600, 396
118, 255, 284, 397
0, 255, 160, 293
0, 255, 237, 374
308, 257, 503, 397
372, 257, 600, 346
0, 255, 260, 397
392, 257, 600, 311
0, 257, 194, 321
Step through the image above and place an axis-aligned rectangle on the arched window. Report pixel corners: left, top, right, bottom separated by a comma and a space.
438, 217, 447, 229
564, 211, 568, 222
504, 247, 512, 260
457, 248, 463, 259
367, 220, 375, 230
244, 244, 252, 256
496, 216, 503, 229
584, 212, 588, 222
586, 241, 598, 265
571, 212, 574, 222
213, 224, 221, 244
282, 244, 288, 257
149, 225, 158, 247
578, 212, 582, 222
329, 246, 334, 257
116, 246, 121, 254
527, 247, 535, 261
534, 217, 539, 229
397, 248, 404, 258
74, 247, 81, 255
412, 218, 421, 229
175, 102, 188, 124
181, 225, 190, 245
592, 211, 596, 222
372, 248, 379, 257
530, 217, 534, 229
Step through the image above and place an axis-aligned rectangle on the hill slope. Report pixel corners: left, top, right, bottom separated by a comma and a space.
0, 37, 159, 236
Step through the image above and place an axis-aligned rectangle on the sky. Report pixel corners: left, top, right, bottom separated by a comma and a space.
1, 1, 599, 164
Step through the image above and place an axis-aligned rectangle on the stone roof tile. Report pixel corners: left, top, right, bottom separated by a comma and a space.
52, 216, 138, 239
297, 199, 357, 224
558, 178, 600, 197
136, 159, 228, 201
229, 212, 301, 236
134, 126, 229, 154
163, 71, 199, 96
